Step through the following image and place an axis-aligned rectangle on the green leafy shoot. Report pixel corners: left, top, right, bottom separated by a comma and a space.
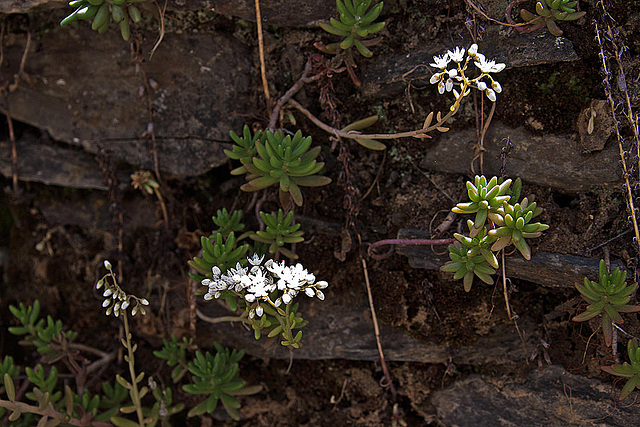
188, 232, 250, 282
452, 175, 512, 232
153, 334, 197, 383
224, 125, 263, 176
520, 0, 586, 36
250, 209, 305, 260
240, 129, 331, 208
489, 196, 549, 260
317, 0, 385, 58
183, 343, 261, 420
211, 208, 246, 238
441, 221, 497, 292
573, 259, 640, 347
601, 338, 640, 400
60, 0, 151, 41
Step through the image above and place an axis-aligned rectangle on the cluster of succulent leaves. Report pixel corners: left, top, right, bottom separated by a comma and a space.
180, 343, 262, 420
250, 209, 305, 260
317, 0, 385, 58
572, 259, 640, 347
188, 208, 251, 282
225, 125, 331, 208
520, 0, 586, 36
1, 301, 185, 426
8, 300, 78, 363
61, 0, 149, 41
154, 337, 261, 420
602, 339, 640, 400
441, 176, 549, 291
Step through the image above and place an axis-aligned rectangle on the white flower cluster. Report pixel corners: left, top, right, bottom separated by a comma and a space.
97, 260, 149, 317
429, 43, 505, 102
202, 254, 328, 319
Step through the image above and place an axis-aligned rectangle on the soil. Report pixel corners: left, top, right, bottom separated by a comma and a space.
1, 0, 640, 426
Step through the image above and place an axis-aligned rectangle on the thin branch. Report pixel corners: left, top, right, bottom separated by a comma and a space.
255, 0, 270, 103
360, 255, 396, 399
149, 0, 167, 60
268, 59, 321, 130
196, 308, 249, 324
368, 237, 455, 259
0, 399, 110, 427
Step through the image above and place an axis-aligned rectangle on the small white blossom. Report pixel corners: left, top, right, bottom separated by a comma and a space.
104, 260, 112, 270
477, 81, 487, 91
102, 299, 110, 308
316, 290, 325, 301
445, 79, 453, 92
141, 298, 149, 306
103, 289, 112, 297
429, 53, 450, 69
248, 254, 265, 266
486, 88, 497, 102
255, 305, 264, 317
447, 46, 465, 62
475, 57, 506, 74
468, 43, 478, 56
492, 81, 502, 93
438, 80, 445, 94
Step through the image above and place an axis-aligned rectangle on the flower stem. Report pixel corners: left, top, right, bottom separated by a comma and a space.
123, 313, 145, 426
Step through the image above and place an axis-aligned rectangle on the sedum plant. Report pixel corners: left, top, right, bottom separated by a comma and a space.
317, 0, 385, 58
601, 339, 640, 400
60, 0, 150, 41
188, 232, 251, 282
182, 343, 262, 420
572, 259, 640, 347
201, 254, 328, 348
250, 209, 305, 260
441, 176, 548, 291
520, 0, 586, 36
224, 126, 263, 177
489, 197, 548, 260
231, 129, 331, 208
153, 335, 197, 384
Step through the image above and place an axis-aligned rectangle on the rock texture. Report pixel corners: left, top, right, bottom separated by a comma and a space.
1, 21, 253, 177
431, 365, 640, 426
197, 292, 537, 364
418, 121, 622, 193
361, 27, 578, 98
396, 229, 626, 289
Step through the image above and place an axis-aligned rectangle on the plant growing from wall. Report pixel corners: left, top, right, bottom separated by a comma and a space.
199, 254, 328, 349
61, 0, 151, 41
572, 259, 640, 347
518, 0, 586, 36
225, 128, 332, 208
441, 176, 549, 292
602, 339, 640, 400
250, 209, 305, 260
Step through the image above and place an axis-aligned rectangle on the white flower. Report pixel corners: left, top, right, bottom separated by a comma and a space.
438, 80, 445, 94
245, 293, 256, 302
447, 46, 465, 62
305, 288, 315, 297
104, 260, 112, 270
211, 266, 221, 277
477, 81, 487, 91
492, 80, 502, 93
485, 88, 497, 102
475, 57, 506, 74
282, 292, 292, 305
429, 53, 450, 69
255, 305, 264, 317
248, 253, 265, 266
445, 79, 453, 92
468, 43, 478, 56
316, 290, 325, 301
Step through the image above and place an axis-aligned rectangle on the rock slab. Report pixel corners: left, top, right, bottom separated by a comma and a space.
431, 365, 640, 426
